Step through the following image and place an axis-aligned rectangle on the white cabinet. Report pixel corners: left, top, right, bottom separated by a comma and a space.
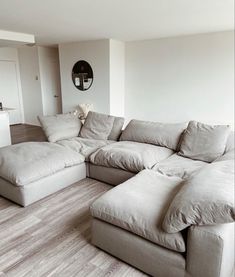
0, 111, 11, 147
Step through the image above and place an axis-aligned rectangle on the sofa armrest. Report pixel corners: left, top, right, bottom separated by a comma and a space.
186, 223, 234, 277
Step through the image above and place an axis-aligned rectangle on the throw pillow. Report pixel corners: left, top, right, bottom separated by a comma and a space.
162, 160, 235, 233
79, 111, 115, 140
178, 121, 230, 162
38, 113, 82, 142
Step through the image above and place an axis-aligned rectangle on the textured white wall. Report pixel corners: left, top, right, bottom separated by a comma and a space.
59, 40, 110, 114
125, 31, 234, 125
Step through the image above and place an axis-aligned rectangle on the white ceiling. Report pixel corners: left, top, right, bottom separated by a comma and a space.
0, 0, 234, 46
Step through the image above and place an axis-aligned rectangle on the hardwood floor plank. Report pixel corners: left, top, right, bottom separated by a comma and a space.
0, 179, 148, 276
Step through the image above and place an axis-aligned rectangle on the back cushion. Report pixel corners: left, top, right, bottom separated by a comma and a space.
120, 119, 187, 150
80, 111, 124, 141
179, 121, 230, 162
108, 116, 125, 141
38, 113, 82, 143
225, 131, 234, 152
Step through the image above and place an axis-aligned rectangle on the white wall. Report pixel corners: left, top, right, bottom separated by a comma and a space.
38, 46, 62, 115
0, 47, 24, 124
59, 40, 110, 114
109, 40, 125, 117
18, 46, 43, 125
125, 31, 234, 125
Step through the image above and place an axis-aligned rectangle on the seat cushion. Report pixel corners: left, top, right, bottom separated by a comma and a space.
90, 169, 185, 252
120, 119, 187, 150
38, 113, 82, 142
0, 142, 84, 186
179, 121, 230, 162
163, 160, 235, 233
153, 153, 207, 179
57, 137, 115, 160
90, 141, 174, 173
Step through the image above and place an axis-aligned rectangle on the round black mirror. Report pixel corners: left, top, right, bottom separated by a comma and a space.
72, 60, 93, 91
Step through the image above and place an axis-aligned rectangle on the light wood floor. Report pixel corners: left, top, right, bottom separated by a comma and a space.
2, 124, 147, 276
0, 179, 147, 277
10, 124, 46, 145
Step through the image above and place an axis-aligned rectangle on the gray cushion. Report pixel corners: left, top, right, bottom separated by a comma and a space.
90, 169, 186, 252
90, 141, 173, 173
38, 113, 82, 143
162, 160, 235, 233
120, 119, 187, 150
153, 153, 207, 179
214, 149, 234, 162
0, 142, 85, 186
80, 111, 115, 140
179, 121, 230, 162
225, 131, 234, 152
108, 116, 125, 141
57, 137, 114, 160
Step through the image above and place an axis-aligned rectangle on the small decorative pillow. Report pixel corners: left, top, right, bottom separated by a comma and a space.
162, 160, 235, 233
178, 121, 230, 162
120, 119, 187, 150
79, 111, 115, 140
38, 113, 82, 142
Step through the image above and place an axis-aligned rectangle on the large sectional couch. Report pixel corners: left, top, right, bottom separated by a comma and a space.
0, 111, 234, 277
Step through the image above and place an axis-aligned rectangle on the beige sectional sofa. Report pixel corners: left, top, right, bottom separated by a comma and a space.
0, 111, 234, 277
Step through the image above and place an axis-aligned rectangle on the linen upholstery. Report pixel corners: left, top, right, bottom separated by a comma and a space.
0, 142, 84, 186
162, 160, 235, 233
152, 153, 206, 179
0, 164, 86, 207
80, 111, 115, 140
179, 120, 230, 162
214, 149, 234, 162
56, 137, 114, 160
79, 111, 124, 141
90, 170, 185, 252
89, 164, 135, 186
187, 223, 235, 277
38, 113, 82, 142
108, 116, 125, 141
90, 141, 173, 173
225, 131, 234, 152
120, 119, 187, 150
92, 219, 186, 277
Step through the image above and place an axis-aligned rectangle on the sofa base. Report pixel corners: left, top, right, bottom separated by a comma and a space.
91, 218, 186, 277
89, 164, 135, 186
0, 163, 86, 207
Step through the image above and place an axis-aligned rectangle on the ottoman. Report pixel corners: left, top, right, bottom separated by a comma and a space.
0, 142, 86, 206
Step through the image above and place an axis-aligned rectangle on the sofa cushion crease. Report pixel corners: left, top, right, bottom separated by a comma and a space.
90, 141, 174, 173
57, 137, 115, 161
